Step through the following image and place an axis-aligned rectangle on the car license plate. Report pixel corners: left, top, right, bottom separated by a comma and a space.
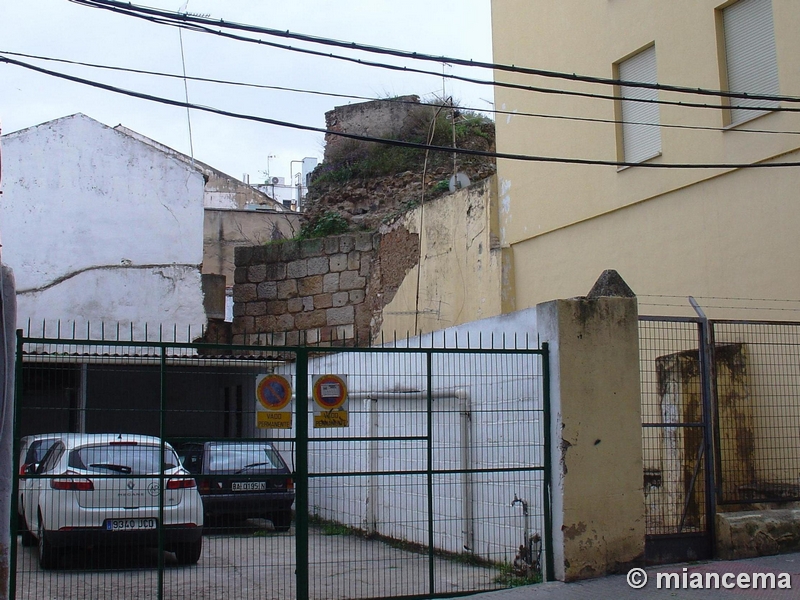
105, 518, 157, 531
232, 481, 266, 492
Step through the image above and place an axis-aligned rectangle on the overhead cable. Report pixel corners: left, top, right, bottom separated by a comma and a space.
69, 0, 800, 105
5, 50, 798, 137
3, 54, 799, 170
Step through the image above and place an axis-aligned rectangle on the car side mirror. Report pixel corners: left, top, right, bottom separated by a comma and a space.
24, 463, 38, 475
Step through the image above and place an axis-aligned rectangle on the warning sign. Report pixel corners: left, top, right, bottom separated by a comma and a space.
312, 374, 349, 428
255, 374, 293, 429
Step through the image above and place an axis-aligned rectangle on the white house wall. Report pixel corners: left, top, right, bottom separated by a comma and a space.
1, 114, 207, 336
272, 309, 543, 563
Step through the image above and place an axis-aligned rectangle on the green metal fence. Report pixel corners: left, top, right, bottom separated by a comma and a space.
11, 328, 549, 600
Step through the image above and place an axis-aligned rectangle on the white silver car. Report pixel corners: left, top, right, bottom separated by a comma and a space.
21, 433, 204, 569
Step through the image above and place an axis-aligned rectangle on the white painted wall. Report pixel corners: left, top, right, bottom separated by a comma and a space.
272, 309, 544, 564
1, 114, 207, 338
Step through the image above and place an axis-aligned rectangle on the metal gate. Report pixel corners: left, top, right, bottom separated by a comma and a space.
638, 317, 714, 564
10, 326, 550, 600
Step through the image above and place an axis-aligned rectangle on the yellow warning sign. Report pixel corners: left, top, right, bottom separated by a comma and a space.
313, 409, 349, 429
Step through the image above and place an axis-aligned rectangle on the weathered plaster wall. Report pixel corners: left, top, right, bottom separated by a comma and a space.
115, 125, 285, 211
1, 113, 207, 334
204, 209, 301, 287
537, 293, 644, 581
379, 176, 503, 337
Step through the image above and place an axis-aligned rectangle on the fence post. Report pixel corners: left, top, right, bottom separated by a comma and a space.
295, 348, 309, 600
0, 267, 17, 600
536, 272, 644, 582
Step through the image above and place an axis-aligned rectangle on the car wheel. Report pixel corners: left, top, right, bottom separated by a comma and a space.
37, 516, 58, 570
20, 513, 36, 547
173, 538, 202, 565
271, 510, 292, 533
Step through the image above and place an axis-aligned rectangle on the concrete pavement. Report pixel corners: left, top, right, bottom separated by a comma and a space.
451, 552, 800, 600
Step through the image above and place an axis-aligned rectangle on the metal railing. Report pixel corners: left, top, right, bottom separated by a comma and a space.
11, 329, 550, 600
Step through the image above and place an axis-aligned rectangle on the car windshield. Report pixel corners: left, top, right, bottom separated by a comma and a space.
207, 444, 283, 473
68, 444, 179, 475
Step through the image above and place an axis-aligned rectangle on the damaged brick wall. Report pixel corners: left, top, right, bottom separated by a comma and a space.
232, 230, 420, 347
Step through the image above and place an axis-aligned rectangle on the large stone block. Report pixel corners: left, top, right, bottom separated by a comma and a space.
234, 246, 253, 265
234, 267, 248, 285
327, 305, 355, 326
717, 510, 800, 560
233, 284, 257, 303
339, 270, 366, 291
281, 240, 301, 261
314, 293, 333, 309
323, 273, 340, 293
347, 251, 361, 271
330, 253, 348, 273
248, 264, 267, 283
355, 232, 374, 252
287, 259, 308, 279
246, 301, 267, 316
265, 263, 287, 280
332, 292, 349, 307
300, 238, 325, 258
307, 256, 330, 276
267, 300, 288, 315
340, 235, 355, 253
257, 281, 278, 300
298, 275, 324, 296
277, 279, 298, 299
295, 310, 327, 330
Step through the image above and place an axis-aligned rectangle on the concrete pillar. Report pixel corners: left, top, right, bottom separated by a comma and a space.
536, 270, 644, 581
0, 265, 17, 600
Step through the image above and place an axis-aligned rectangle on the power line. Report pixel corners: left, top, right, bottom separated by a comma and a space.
64, 0, 800, 115
70, 0, 800, 106
6, 50, 799, 137
3, 53, 800, 170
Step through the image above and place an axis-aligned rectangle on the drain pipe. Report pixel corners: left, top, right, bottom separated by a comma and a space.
458, 389, 474, 553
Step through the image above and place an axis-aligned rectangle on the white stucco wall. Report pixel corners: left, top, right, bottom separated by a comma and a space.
271, 309, 544, 564
1, 114, 207, 337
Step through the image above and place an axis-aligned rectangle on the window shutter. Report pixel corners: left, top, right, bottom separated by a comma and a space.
619, 46, 661, 164
723, 0, 779, 125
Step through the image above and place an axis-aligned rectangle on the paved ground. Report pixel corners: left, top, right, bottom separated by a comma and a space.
451, 552, 800, 600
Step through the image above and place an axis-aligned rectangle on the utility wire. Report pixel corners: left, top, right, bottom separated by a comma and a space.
70, 0, 800, 105
64, 0, 800, 115
5, 50, 800, 137
3, 54, 800, 169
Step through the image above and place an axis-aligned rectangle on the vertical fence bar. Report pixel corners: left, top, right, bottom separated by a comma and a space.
157, 343, 166, 600
8, 330, 24, 600
541, 342, 554, 582
426, 350, 435, 598
295, 348, 310, 600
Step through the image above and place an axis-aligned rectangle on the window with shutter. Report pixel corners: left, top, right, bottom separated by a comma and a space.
618, 45, 661, 164
723, 0, 779, 125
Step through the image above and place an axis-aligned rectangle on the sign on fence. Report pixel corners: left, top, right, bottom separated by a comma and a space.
256, 374, 293, 429
312, 374, 349, 428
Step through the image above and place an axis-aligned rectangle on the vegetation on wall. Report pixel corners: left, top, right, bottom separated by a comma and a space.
309, 100, 494, 189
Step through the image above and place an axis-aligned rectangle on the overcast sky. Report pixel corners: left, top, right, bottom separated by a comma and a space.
1, 0, 494, 183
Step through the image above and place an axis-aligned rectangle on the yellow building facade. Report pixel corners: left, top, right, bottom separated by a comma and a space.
491, 0, 800, 316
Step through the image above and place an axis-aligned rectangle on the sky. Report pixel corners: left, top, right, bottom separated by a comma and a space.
1, 0, 495, 184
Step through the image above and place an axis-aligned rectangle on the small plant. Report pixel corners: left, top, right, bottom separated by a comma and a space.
296, 210, 350, 240
493, 562, 543, 587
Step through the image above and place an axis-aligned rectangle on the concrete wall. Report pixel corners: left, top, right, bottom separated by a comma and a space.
1, 114, 208, 336
537, 293, 644, 581
491, 0, 800, 311
270, 308, 544, 564
379, 176, 504, 337
203, 209, 301, 287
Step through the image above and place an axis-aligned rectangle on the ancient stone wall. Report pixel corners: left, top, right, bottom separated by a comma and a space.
232, 233, 385, 346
